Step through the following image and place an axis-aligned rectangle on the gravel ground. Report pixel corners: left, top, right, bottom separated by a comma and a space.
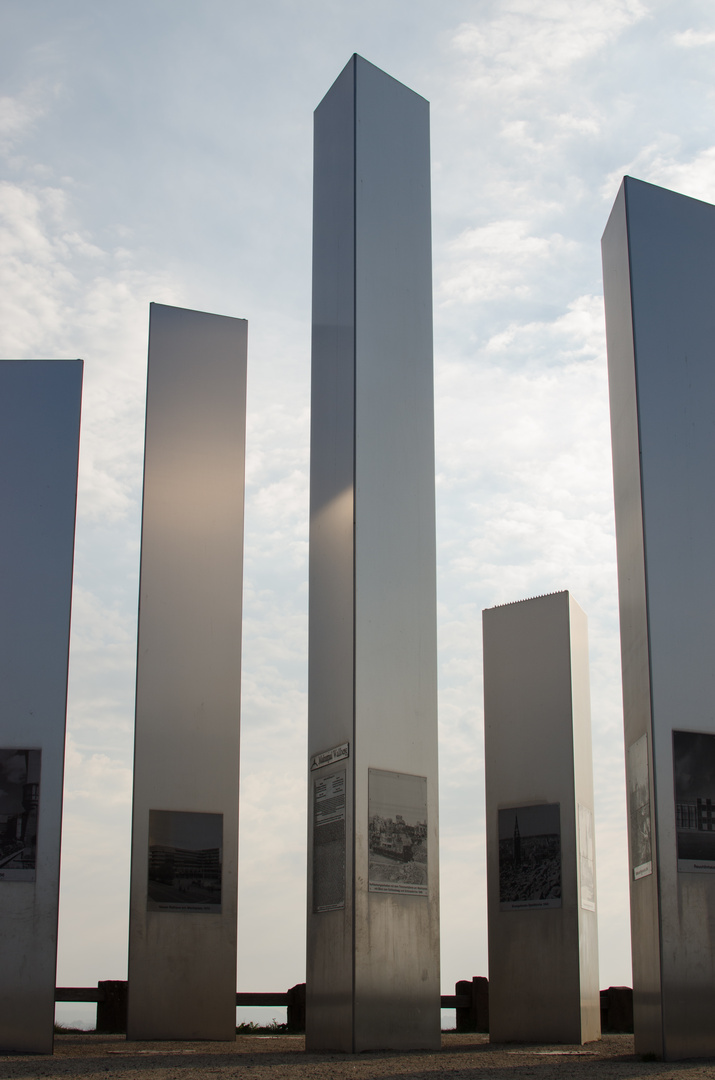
1, 1034, 714, 1080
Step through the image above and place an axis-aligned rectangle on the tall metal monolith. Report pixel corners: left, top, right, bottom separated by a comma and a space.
0, 359, 82, 1053
307, 55, 440, 1052
483, 591, 600, 1045
603, 176, 715, 1060
127, 304, 247, 1040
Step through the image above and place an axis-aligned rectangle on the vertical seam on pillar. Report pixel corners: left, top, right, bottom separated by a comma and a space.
350, 53, 358, 1056
127, 305, 155, 1036
624, 178, 665, 1056
54, 359, 83, 1054
566, 593, 582, 1041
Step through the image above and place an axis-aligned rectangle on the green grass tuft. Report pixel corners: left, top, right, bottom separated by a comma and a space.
236, 1020, 304, 1034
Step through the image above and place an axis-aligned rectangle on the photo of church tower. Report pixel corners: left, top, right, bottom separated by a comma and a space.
498, 803, 561, 910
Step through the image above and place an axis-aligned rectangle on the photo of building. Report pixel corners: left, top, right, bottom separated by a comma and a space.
147, 809, 223, 912
368, 770, 428, 896
674, 730, 715, 872
0, 749, 41, 882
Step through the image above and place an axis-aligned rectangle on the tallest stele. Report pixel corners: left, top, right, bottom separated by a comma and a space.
306, 55, 440, 1052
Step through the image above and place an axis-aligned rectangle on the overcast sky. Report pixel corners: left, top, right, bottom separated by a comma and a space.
3, 0, 715, 1029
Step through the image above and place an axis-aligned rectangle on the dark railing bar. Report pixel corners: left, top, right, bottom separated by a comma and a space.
235, 992, 289, 1007
441, 995, 470, 1009
56, 988, 103, 1003
56, 987, 470, 1010
56, 982, 636, 1037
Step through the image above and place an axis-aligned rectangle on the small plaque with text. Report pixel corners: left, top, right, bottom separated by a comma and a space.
311, 742, 349, 771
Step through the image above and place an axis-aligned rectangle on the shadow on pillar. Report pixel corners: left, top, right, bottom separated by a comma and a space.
600, 987, 633, 1033
455, 977, 489, 1033
96, 981, 128, 1034
286, 983, 306, 1032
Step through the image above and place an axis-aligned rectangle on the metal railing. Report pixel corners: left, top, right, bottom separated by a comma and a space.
54, 981, 478, 1035
55, 980, 634, 1036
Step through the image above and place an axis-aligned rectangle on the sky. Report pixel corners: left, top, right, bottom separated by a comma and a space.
3, 0, 715, 1030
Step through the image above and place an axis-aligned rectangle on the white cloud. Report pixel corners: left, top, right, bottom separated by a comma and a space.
0, 83, 56, 148
439, 220, 577, 304
484, 293, 605, 359
604, 142, 715, 205
63, 736, 132, 809
451, 0, 647, 99
674, 28, 715, 47
643, 145, 715, 205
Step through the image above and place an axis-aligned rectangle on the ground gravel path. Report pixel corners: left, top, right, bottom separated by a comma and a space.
1, 1033, 713, 1080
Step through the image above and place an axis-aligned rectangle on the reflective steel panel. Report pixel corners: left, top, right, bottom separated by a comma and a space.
603, 177, 715, 1060
308, 55, 440, 1052
0, 359, 82, 1054
127, 304, 246, 1041
483, 592, 600, 1045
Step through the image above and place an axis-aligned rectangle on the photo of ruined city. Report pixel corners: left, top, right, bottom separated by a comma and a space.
0, 749, 41, 882
147, 809, 223, 912
368, 769, 428, 896
498, 803, 561, 910
674, 730, 715, 872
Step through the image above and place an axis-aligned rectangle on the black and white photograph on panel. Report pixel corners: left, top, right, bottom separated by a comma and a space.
674, 730, 715, 873
0, 748, 41, 882
498, 803, 561, 910
628, 732, 652, 879
147, 809, 223, 912
368, 769, 428, 896
313, 770, 346, 913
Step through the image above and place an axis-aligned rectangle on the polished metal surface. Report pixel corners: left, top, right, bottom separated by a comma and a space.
601, 181, 662, 1056
127, 304, 246, 1041
0, 360, 82, 1054
308, 55, 440, 1052
483, 592, 600, 1045
602, 177, 715, 1060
